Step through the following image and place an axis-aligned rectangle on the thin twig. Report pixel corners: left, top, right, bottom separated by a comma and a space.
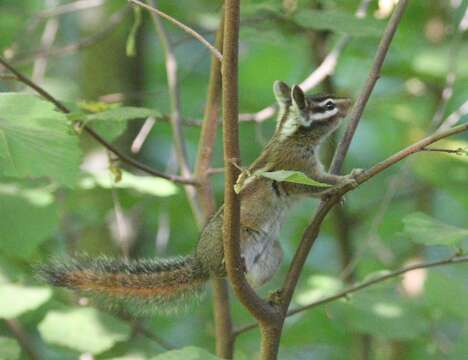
234, 255, 468, 336
431, 1, 467, 128
131, 117, 157, 153
129, 0, 223, 62
439, 99, 468, 130
146, 0, 202, 220
330, 0, 410, 174
31, 0, 60, 83
0, 57, 196, 185
420, 147, 466, 154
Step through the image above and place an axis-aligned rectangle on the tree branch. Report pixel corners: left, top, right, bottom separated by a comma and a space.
146, 0, 203, 218
0, 57, 196, 185
129, 0, 223, 62
191, 13, 234, 358
222, 0, 279, 328
234, 254, 468, 336
281, 0, 411, 318
329, 0, 410, 174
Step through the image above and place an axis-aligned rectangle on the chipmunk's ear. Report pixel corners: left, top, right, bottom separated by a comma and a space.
291, 85, 306, 111
273, 81, 291, 107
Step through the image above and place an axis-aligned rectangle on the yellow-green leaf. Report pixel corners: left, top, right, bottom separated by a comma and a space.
258, 170, 332, 187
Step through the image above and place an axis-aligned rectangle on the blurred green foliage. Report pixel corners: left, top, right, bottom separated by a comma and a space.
0, 0, 467, 359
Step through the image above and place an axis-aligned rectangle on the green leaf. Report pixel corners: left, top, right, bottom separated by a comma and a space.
258, 170, 332, 187
78, 106, 160, 141
151, 346, 222, 360
0, 93, 82, 186
0, 284, 51, 319
81, 107, 159, 123
293, 9, 384, 37
402, 212, 468, 246
0, 337, 20, 360
424, 272, 468, 318
0, 186, 59, 259
330, 287, 429, 340
126, 6, 142, 57
295, 275, 344, 305
38, 308, 131, 354
80, 170, 178, 197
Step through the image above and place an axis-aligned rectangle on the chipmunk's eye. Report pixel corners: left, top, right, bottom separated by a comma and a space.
325, 100, 335, 111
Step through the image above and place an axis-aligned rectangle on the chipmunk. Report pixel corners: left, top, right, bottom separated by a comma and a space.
39, 81, 361, 313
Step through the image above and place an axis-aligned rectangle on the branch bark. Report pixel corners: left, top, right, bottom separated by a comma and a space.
221, 1, 282, 358
193, 14, 234, 359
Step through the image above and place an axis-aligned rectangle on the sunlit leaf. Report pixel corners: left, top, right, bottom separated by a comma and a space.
296, 275, 344, 305
80, 170, 178, 197
38, 308, 130, 354
0, 284, 51, 319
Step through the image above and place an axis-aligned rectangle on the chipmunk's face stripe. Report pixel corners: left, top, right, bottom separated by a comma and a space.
276, 92, 351, 141
309, 108, 338, 121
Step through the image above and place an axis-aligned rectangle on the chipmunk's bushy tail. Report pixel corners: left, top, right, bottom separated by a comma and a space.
38, 255, 210, 314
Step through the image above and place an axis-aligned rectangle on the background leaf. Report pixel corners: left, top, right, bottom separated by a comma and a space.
0, 284, 51, 319
402, 212, 468, 246
0, 186, 59, 260
38, 308, 131, 354
0, 337, 20, 360
330, 287, 429, 340
80, 170, 178, 197
80, 106, 160, 141
293, 9, 384, 37
151, 346, 222, 360
0, 93, 82, 186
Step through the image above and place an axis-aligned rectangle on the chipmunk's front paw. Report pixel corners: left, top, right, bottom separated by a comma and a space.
340, 168, 364, 189
268, 289, 283, 305
350, 168, 364, 178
